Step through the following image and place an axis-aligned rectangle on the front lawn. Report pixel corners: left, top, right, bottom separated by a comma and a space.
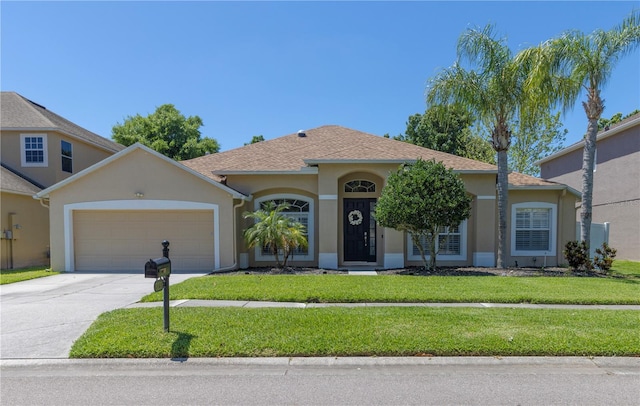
0, 267, 59, 285
69, 307, 640, 358
611, 260, 640, 278
141, 274, 640, 305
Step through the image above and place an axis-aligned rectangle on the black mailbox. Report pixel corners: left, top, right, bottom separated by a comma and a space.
145, 257, 171, 278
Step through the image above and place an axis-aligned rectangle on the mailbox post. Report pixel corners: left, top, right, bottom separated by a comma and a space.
162, 240, 170, 333
144, 241, 172, 332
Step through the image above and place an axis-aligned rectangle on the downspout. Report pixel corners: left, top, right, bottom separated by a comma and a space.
211, 196, 251, 273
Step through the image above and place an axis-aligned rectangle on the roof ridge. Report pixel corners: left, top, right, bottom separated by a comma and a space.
12, 92, 56, 128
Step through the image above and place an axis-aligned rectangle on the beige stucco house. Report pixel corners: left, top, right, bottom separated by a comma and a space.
1, 92, 123, 269
538, 113, 640, 260
36, 125, 580, 272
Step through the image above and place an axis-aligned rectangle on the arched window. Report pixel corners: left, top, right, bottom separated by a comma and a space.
345, 180, 375, 193
254, 195, 314, 261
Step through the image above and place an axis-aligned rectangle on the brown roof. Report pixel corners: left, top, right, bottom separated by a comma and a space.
0, 164, 42, 195
183, 125, 498, 176
1, 92, 123, 153
508, 171, 568, 188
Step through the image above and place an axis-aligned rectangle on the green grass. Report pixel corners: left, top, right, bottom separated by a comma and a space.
0, 266, 60, 284
69, 307, 640, 358
611, 260, 640, 278
142, 274, 640, 305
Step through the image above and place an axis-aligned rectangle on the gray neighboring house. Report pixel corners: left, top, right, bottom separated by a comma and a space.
537, 113, 640, 261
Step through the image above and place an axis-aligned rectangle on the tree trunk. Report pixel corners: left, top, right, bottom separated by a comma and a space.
496, 150, 508, 268
411, 233, 430, 270
580, 118, 599, 256
580, 87, 604, 259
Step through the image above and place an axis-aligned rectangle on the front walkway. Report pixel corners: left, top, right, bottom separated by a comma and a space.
126, 300, 640, 310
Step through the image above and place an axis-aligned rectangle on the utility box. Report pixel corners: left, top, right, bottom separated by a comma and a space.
144, 257, 171, 278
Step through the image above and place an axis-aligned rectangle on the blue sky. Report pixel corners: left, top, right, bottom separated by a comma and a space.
2, 1, 639, 153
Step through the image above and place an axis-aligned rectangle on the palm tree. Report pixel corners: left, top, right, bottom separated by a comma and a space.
427, 25, 535, 269
520, 11, 640, 255
243, 202, 308, 268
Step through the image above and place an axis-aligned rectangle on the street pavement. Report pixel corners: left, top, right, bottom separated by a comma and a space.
2, 357, 639, 405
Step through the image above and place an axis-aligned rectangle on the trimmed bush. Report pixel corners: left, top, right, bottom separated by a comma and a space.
593, 242, 617, 274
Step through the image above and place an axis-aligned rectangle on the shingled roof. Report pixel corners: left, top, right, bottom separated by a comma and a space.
183, 125, 498, 174
182, 125, 576, 192
0, 164, 43, 195
1, 92, 123, 153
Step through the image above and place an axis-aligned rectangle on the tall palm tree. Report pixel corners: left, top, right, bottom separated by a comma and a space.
427, 25, 535, 269
520, 11, 640, 255
243, 202, 308, 268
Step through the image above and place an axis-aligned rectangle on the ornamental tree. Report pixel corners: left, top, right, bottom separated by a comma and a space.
375, 159, 472, 270
243, 201, 308, 268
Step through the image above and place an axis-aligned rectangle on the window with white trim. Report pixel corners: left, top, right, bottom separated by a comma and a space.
254, 195, 314, 261
20, 134, 48, 167
407, 221, 467, 261
511, 202, 557, 256
61, 140, 73, 173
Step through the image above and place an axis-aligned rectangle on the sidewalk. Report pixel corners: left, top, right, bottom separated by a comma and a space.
126, 299, 640, 310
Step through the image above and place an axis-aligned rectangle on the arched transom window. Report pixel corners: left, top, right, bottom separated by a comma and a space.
345, 180, 376, 193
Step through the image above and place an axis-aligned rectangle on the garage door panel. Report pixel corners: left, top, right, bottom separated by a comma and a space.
74, 210, 215, 272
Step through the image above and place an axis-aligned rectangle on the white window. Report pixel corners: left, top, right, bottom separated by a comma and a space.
20, 134, 48, 167
254, 194, 314, 261
61, 140, 73, 173
407, 220, 467, 261
511, 202, 557, 256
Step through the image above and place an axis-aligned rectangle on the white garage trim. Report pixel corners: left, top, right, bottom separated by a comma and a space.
64, 200, 220, 272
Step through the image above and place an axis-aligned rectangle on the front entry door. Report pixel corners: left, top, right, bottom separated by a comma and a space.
344, 198, 377, 262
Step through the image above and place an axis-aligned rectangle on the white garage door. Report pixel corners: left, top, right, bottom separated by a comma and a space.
73, 210, 215, 272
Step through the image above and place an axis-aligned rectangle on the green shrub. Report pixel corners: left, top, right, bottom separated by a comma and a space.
563, 240, 592, 271
593, 242, 617, 274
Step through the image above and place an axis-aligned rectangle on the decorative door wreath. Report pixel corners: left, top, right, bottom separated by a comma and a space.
347, 210, 363, 226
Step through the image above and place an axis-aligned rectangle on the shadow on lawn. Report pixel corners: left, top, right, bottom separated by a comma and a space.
170, 331, 196, 361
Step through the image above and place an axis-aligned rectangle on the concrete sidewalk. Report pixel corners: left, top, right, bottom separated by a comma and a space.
126, 299, 640, 310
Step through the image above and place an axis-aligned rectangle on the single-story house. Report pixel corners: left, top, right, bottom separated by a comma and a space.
36, 125, 580, 272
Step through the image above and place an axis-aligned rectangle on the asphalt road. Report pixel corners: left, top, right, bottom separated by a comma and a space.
2, 357, 639, 406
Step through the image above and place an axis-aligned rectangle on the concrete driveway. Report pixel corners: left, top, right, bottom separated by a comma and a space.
0, 270, 208, 359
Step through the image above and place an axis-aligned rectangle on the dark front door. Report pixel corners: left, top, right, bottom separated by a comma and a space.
344, 198, 377, 262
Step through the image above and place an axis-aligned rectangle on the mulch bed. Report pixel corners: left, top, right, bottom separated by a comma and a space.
215, 266, 610, 278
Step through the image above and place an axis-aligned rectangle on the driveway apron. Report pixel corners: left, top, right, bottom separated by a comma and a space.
0, 271, 207, 359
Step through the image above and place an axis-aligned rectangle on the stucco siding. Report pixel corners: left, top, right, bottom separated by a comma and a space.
1, 130, 114, 188
47, 148, 236, 271
0, 192, 50, 269
540, 122, 639, 260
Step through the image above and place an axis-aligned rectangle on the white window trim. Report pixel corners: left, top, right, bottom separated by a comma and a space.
253, 194, 314, 261
407, 220, 467, 261
20, 134, 48, 167
511, 202, 557, 257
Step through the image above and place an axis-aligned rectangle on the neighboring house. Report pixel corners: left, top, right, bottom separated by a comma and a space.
537, 113, 640, 261
36, 125, 579, 272
0, 92, 123, 269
